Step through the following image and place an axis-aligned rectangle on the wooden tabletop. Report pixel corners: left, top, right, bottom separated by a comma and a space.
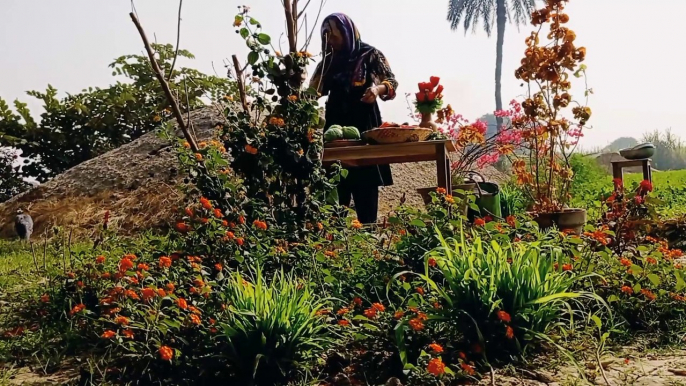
323, 140, 456, 167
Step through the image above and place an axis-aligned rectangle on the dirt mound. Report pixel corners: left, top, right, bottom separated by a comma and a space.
0, 106, 509, 239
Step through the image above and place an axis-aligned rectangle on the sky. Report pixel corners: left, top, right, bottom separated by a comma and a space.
1, 0, 685, 148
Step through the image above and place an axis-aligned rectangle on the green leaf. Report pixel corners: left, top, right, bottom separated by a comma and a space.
409, 219, 426, 228
257, 33, 271, 45
647, 273, 661, 286
607, 295, 619, 303
324, 276, 336, 284
248, 51, 259, 65
676, 271, 686, 292
249, 17, 260, 26
591, 314, 602, 329
240, 28, 249, 39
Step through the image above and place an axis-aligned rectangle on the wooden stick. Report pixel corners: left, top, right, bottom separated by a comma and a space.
232, 55, 249, 112
167, 0, 183, 81
129, 12, 199, 152
283, 0, 297, 53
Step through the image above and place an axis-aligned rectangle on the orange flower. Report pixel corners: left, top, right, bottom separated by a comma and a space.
114, 316, 130, 326
189, 306, 202, 315
238, 215, 246, 224
40, 294, 50, 303
646, 257, 657, 265
159, 256, 172, 268
102, 272, 111, 279
194, 153, 203, 161
176, 298, 188, 309
353, 297, 363, 307
620, 258, 632, 267
372, 303, 386, 312
497, 310, 511, 323
641, 288, 657, 301
253, 220, 268, 230
416, 287, 425, 296
394, 310, 405, 320
506, 215, 516, 227
337, 307, 351, 316
185, 207, 194, 217
125, 290, 140, 300
119, 257, 135, 273
351, 219, 362, 229
101, 330, 116, 339
166, 283, 175, 292
428, 257, 437, 267
214, 263, 223, 271
461, 363, 476, 376
474, 218, 486, 227
69, 303, 86, 316
562, 263, 573, 271
157, 288, 167, 297
235, 237, 245, 246
506, 325, 515, 339
222, 220, 229, 227
141, 288, 156, 301
193, 278, 205, 287
444, 194, 455, 204
189, 314, 202, 326
459, 352, 467, 360
429, 343, 444, 353
159, 345, 174, 361
436, 187, 447, 195
137, 263, 150, 271
183, 141, 191, 149
200, 197, 212, 210
175, 222, 191, 233
427, 357, 446, 376
287, 95, 298, 102
213, 208, 223, 218
96, 255, 106, 264
363, 308, 377, 319
409, 318, 425, 331
122, 329, 135, 339
639, 180, 653, 193
621, 285, 633, 295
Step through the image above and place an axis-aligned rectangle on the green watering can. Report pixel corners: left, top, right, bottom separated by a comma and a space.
466, 171, 502, 218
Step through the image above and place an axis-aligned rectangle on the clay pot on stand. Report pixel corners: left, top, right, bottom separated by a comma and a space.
419, 112, 439, 131
532, 208, 587, 235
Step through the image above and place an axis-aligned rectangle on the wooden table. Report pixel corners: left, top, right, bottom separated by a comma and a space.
611, 158, 652, 185
323, 140, 457, 193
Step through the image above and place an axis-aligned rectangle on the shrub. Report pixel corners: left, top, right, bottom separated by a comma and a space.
421, 230, 596, 357
216, 269, 333, 384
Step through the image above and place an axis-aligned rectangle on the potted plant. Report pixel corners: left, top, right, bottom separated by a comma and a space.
416, 105, 522, 216
500, 0, 591, 234
414, 76, 444, 130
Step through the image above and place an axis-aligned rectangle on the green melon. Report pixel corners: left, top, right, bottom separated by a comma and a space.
342, 126, 361, 140
324, 126, 344, 142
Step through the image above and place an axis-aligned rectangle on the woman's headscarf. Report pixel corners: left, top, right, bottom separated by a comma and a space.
320, 13, 374, 88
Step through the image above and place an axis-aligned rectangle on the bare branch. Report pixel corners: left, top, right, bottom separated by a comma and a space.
129, 12, 199, 152
232, 55, 249, 111
284, 0, 297, 53
167, 0, 183, 81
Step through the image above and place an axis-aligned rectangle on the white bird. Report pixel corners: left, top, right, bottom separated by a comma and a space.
15, 208, 33, 241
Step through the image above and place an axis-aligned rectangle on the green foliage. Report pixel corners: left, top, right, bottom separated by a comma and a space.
423, 230, 595, 354
0, 148, 30, 202
641, 129, 686, 170
218, 269, 332, 383
0, 44, 235, 182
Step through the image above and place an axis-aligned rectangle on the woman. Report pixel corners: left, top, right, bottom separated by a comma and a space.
309, 13, 398, 224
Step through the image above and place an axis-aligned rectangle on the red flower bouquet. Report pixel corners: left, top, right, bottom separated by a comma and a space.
415, 76, 444, 114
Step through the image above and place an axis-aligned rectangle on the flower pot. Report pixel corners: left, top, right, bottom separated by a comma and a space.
532, 208, 587, 235
418, 113, 439, 131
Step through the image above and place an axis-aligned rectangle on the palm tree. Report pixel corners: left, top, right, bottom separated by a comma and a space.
447, 0, 536, 128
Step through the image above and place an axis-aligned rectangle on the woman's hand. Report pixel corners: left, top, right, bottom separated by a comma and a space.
361, 85, 380, 104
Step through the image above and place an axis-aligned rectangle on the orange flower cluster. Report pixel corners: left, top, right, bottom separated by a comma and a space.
268, 116, 285, 127
427, 357, 446, 376
584, 230, 608, 245
351, 219, 362, 229
245, 144, 258, 155
253, 220, 268, 230
621, 285, 633, 295
429, 343, 444, 354
640, 288, 657, 302
159, 345, 174, 361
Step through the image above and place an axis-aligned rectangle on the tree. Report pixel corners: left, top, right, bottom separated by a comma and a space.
447, 0, 536, 128
0, 148, 31, 203
0, 44, 236, 182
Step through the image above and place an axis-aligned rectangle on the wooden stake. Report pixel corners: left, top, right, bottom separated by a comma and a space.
231, 55, 249, 112
129, 12, 199, 152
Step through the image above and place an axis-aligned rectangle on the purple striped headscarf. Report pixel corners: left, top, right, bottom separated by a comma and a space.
321, 13, 373, 87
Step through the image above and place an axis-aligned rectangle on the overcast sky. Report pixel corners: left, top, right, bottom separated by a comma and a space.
1, 0, 684, 148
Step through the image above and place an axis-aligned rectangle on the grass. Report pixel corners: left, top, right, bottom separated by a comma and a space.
571, 168, 686, 219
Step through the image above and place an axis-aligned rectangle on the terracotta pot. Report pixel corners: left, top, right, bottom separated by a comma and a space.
418, 112, 439, 131
532, 208, 587, 235
416, 182, 477, 216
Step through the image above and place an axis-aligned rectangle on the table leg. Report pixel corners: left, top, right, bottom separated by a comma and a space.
642, 160, 651, 182
446, 156, 452, 195
436, 144, 448, 190
612, 163, 623, 182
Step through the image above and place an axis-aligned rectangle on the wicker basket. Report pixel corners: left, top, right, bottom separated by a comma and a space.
362, 127, 433, 144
